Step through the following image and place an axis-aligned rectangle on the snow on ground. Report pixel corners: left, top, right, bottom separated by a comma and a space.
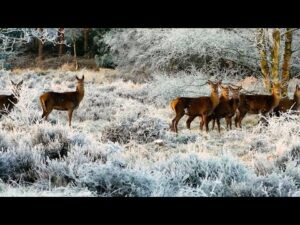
0, 68, 300, 197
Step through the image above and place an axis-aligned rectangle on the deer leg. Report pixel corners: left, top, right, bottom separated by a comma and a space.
211, 118, 216, 130
68, 109, 74, 127
173, 111, 185, 133
225, 116, 231, 130
237, 110, 247, 128
186, 115, 196, 130
44, 108, 53, 121
203, 115, 209, 132
200, 115, 204, 131
216, 118, 221, 133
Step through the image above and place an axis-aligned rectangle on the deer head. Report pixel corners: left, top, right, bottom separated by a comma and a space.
220, 84, 230, 99
208, 80, 221, 95
75, 75, 85, 92
294, 84, 300, 98
11, 80, 23, 97
229, 86, 242, 98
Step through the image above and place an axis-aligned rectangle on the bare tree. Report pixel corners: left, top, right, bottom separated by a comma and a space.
65, 28, 82, 70
83, 28, 90, 58
58, 28, 65, 57
281, 28, 293, 97
257, 28, 271, 92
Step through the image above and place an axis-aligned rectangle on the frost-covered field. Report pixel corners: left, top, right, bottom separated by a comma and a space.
1, 68, 300, 197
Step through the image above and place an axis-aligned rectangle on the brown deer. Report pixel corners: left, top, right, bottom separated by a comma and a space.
208, 86, 242, 133
170, 80, 221, 133
224, 86, 242, 130
0, 80, 23, 117
39, 75, 84, 126
207, 85, 230, 132
234, 82, 282, 128
273, 84, 300, 116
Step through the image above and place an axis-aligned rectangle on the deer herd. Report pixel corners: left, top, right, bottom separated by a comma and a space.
0, 75, 299, 132
170, 80, 300, 133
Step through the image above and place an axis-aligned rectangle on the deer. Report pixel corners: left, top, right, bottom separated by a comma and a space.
273, 84, 300, 116
170, 80, 221, 133
234, 81, 282, 128
39, 75, 85, 126
0, 80, 23, 117
223, 85, 243, 130
207, 84, 235, 133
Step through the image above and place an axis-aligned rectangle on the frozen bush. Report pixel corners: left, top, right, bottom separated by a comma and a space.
249, 173, 297, 197
76, 164, 155, 196
0, 148, 40, 184
36, 159, 76, 188
147, 70, 211, 107
30, 126, 69, 159
158, 154, 251, 196
101, 116, 169, 144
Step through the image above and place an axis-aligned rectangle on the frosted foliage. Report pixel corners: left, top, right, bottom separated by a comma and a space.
104, 28, 259, 76
0, 69, 300, 196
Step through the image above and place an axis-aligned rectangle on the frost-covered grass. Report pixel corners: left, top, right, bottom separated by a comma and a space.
1, 68, 300, 196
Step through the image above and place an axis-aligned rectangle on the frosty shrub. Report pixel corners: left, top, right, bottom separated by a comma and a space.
30, 125, 69, 160
76, 85, 118, 121
4, 86, 41, 126
249, 173, 297, 197
101, 116, 169, 144
275, 144, 300, 171
147, 70, 211, 107
158, 154, 251, 196
0, 180, 94, 197
0, 131, 12, 151
76, 164, 155, 196
164, 132, 198, 145
103, 29, 259, 77
36, 159, 76, 188
0, 148, 40, 184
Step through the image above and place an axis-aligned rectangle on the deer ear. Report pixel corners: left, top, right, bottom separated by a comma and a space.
11, 80, 16, 85
18, 80, 23, 86
76, 76, 79, 80
82, 75, 84, 80
207, 80, 212, 85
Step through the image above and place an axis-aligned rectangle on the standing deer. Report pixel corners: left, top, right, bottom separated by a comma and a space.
0, 80, 23, 117
170, 80, 221, 133
235, 82, 282, 128
39, 75, 84, 126
273, 84, 300, 116
224, 86, 242, 129
207, 85, 231, 133
209, 85, 242, 132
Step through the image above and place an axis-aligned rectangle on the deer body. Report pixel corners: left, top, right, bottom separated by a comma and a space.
273, 84, 300, 116
208, 85, 231, 133
170, 81, 221, 133
235, 82, 281, 128
40, 76, 84, 126
223, 86, 242, 130
0, 81, 23, 117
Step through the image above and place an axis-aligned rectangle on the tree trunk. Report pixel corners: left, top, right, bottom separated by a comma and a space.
58, 28, 65, 57
281, 28, 293, 97
38, 28, 44, 63
73, 39, 78, 70
271, 28, 281, 83
83, 28, 89, 58
257, 28, 271, 92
